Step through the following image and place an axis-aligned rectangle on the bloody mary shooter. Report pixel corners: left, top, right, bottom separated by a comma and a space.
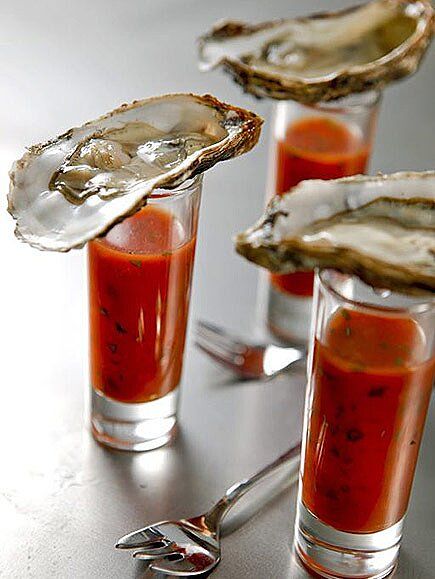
296, 270, 435, 579
266, 93, 380, 342
89, 177, 202, 451
271, 116, 370, 297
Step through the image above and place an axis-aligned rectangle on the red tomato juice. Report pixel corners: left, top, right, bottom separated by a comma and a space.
302, 307, 434, 533
88, 205, 196, 404
271, 117, 370, 297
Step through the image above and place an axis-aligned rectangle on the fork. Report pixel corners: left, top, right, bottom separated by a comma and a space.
116, 442, 301, 576
195, 320, 306, 380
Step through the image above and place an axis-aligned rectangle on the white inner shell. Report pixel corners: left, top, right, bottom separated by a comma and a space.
10, 96, 246, 251
268, 174, 435, 276
200, 0, 423, 80
304, 223, 433, 271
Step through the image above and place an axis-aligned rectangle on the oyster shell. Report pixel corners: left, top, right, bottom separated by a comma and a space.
236, 172, 435, 295
199, 0, 434, 103
8, 93, 262, 251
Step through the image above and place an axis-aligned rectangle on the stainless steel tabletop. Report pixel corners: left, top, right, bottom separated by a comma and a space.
0, 1, 434, 578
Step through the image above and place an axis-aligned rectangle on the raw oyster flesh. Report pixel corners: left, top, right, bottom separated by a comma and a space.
236, 172, 435, 295
199, 0, 434, 102
8, 93, 262, 251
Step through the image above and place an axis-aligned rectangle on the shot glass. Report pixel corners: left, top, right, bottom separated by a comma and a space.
264, 92, 381, 344
295, 269, 435, 578
88, 176, 202, 451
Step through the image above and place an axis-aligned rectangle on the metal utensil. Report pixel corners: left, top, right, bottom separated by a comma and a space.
116, 442, 301, 576
195, 320, 306, 380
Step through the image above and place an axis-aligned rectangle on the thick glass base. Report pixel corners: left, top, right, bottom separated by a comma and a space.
295, 502, 402, 579
91, 387, 178, 452
267, 284, 312, 344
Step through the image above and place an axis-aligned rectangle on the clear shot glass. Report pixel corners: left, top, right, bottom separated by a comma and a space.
88, 176, 202, 451
264, 92, 381, 344
295, 269, 435, 578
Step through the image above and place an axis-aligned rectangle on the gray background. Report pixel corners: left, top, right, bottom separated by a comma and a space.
0, 1, 434, 578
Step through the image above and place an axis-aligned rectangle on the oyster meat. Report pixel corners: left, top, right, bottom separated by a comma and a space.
8, 93, 262, 251
236, 172, 435, 295
199, 0, 434, 103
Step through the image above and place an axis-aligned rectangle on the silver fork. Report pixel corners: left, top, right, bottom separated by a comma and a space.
195, 320, 306, 380
116, 442, 301, 576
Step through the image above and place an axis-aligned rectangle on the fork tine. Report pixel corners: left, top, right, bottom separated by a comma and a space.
195, 324, 247, 361
195, 333, 249, 368
195, 325, 235, 354
196, 320, 246, 349
196, 320, 247, 353
133, 545, 179, 560
149, 552, 219, 576
120, 540, 167, 550
196, 319, 238, 340
195, 322, 231, 348
115, 526, 165, 549
195, 331, 238, 361
195, 337, 244, 367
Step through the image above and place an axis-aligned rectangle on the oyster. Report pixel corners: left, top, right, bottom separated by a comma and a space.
8, 93, 262, 251
199, 0, 434, 103
236, 172, 435, 295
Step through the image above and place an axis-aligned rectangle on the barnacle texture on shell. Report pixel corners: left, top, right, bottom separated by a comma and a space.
199, 0, 434, 103
8, 93, 262, 251
236, 172, 435, 295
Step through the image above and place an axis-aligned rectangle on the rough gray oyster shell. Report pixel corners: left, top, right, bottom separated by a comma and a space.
8, 93, 262, 251
236, 172, 435, 295
199, 0, 434, 103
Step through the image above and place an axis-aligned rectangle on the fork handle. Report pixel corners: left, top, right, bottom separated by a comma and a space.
204, 442, 301, 529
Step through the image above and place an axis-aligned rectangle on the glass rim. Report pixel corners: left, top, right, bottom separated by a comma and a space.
296, 90, 382, 114
318, 269, 435, 315
150, 174, 203, 200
